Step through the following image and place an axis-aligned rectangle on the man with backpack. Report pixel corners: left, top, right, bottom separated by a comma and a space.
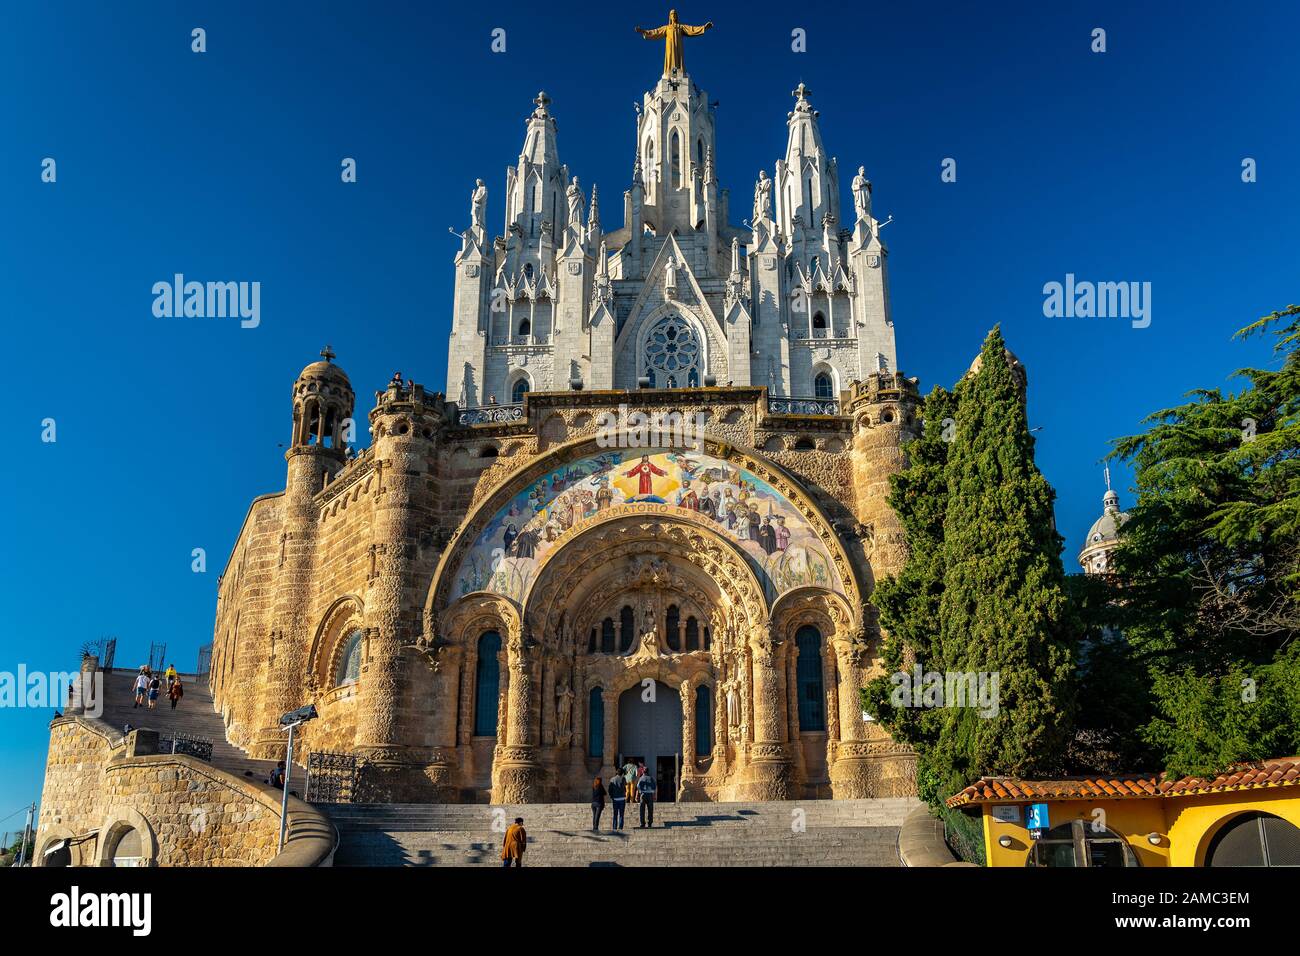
637, 772, 657, 828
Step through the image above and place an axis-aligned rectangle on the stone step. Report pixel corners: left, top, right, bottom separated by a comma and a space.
331, 825, 902, 867
95, 670, 278, 783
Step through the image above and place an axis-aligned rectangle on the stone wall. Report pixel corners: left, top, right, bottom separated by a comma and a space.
36, 716, 331, 867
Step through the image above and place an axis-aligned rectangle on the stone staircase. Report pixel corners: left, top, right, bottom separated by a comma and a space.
95, 669, 278, 782
327, 798, 917, 867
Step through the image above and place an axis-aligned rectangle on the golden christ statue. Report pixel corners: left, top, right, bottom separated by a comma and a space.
636, 10, 714, 76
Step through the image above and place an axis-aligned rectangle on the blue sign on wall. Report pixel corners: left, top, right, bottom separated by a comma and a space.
1025, 803, 1050, 831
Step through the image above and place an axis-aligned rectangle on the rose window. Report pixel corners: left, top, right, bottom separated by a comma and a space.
643, 316, 701, 388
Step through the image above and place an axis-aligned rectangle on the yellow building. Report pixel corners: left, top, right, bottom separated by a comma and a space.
947, 756, 1300, 867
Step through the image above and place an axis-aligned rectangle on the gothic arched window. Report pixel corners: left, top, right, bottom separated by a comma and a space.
511, 378, 530, 404
588, 687, 604, 758
473, 631, 501, 736
814, 372, 834, 399
685, 616, 700, 652
643, 315, 702, 390
812, 311, 827, 329
666, 605, 681, 652
670, 130, 682, 188
619, 605, 635, 653
335, 628, 363, 687
695, 684, 711, 756
795, 625, 825, 731
601, 617, 616, 654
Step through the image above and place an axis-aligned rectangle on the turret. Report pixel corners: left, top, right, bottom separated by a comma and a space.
253, 347, 353, 759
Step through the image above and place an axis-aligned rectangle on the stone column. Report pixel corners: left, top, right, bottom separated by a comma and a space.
828, 638, 899, 798
785, 641, 807, 787
493, 632, 542, 802
679, 680, 694, 773
741, 624, 793, 800
540, 656, 556, 747
600, 688, 618, 780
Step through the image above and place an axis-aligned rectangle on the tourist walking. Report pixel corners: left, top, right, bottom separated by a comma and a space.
133, 669, 149, 708
146, 674, 161, 710
501, 817, 527, 867
590, 776, 606, 831
165, 663, 177, 689
168, 676, 184, 710
609, 772, 627, 830
622, 760, 637, 803
637, 772, 657, 828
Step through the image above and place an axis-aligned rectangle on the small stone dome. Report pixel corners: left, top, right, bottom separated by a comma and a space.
296, 345, 351, 389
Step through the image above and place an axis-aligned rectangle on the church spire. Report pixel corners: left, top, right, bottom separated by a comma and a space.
775, 82, 840, 241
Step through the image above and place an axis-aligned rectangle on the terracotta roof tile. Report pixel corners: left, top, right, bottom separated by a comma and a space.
946, 756, 1300, 809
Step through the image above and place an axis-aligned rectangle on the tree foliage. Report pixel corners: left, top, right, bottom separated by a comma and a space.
864, 327, 1076, 804
1105, 305, 1300, 777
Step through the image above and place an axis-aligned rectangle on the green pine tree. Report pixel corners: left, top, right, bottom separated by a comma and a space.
1108, 305, 1300, 777
865, 327, 1077, 803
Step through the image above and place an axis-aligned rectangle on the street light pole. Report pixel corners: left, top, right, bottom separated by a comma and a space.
274, 703, 318, 855
16, 803, 34, 867
278, 721, 297, 853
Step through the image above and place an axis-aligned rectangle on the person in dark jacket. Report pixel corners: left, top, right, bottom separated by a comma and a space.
608, 773, 627, 830
637, 773, 657, 828
590, 776, 607, 831
168, 677, 184, 710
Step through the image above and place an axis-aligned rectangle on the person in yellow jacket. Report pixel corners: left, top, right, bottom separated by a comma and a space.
501, 817, 527, 867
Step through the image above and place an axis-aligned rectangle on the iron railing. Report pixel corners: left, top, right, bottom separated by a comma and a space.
767, 396, 841, 416
148, 642, 167, 673
82, 637, 117, 673
196, 643, 212, 679
162, 732, 214, 763
458, 403, 524, 426
305, 751, 361, 804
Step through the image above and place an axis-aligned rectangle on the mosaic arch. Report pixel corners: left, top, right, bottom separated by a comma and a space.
450, 448, 845, 604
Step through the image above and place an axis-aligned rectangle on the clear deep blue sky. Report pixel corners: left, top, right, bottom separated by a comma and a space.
1, 1, 1296, 818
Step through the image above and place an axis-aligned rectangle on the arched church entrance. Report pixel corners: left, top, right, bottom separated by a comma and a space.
618, 681, 683, 802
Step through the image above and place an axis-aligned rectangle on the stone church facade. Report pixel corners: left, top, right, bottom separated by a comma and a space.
208, 64, 920, 805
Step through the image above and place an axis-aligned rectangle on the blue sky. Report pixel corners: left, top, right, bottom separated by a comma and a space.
1, 1, 1296, 817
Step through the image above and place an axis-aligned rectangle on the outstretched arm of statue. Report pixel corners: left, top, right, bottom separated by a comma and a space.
637, 25, 668, 38
682, 22, 713, 35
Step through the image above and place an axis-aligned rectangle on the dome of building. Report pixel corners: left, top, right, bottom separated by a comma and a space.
1078, 486, 1128, 574
296, 345, 351, 389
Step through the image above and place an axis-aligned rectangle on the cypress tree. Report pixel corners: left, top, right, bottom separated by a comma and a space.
864, 327, 1076, 803
932, 327, 1075, 797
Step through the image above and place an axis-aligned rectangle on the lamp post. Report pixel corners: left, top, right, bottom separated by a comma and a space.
277, 705, 318, 853
16, 803, 34, 867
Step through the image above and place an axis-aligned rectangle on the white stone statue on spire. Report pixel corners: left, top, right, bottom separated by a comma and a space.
753, 170, 771, 224
851, 166, 872, 223
470, 179, 487, 230
566, 176, 584, 227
